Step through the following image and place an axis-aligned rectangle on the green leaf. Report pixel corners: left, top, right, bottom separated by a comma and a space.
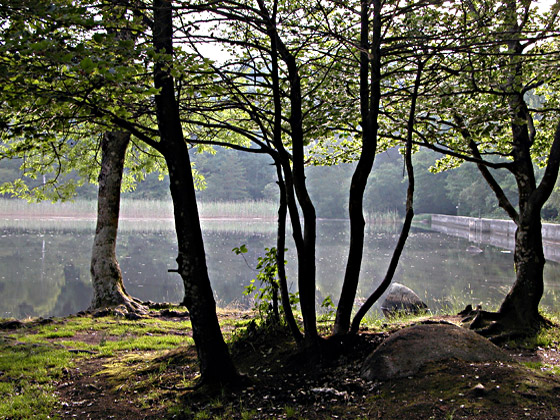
79, 57, 94, 71
92, 33, 104, 43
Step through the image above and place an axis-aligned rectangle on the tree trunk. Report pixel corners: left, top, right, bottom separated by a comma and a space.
152, 0, 238, 385
90, 131, 144, 312
163, 142, 239, 384
333, 0, 382, 335
257, 0, 318, 344
275, 162, 303, 343
498, 217, 545, 328
282, 54, 318, 345
349, 60, 422, 334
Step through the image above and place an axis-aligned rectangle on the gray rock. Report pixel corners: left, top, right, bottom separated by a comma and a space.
466, 245, 483, 254
380, 282, 427, 317
361, 323, 512, 381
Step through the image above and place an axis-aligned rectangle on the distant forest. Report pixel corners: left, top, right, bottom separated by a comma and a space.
2, 146, 559, 221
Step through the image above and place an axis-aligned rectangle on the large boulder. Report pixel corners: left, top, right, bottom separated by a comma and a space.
380, 282, 427, 317
361, 323, 512, 381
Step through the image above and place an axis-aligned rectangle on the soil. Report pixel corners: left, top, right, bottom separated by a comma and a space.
7, 312, 560, 419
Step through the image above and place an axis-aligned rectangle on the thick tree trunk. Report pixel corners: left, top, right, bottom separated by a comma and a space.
153, 0, 238, 385
498, 218, 545, 328
163, 142, 239, 384
90, 131, 144, 312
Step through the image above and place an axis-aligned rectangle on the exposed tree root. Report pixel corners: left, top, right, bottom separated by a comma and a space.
458, 305, 551, 345
89, 294, 149, 318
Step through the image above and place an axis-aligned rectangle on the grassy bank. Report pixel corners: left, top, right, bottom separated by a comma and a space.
1, 309, 560, 420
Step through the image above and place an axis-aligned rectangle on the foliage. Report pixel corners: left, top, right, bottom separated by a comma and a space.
233, 245, 299, 322
319, 295, 336, 322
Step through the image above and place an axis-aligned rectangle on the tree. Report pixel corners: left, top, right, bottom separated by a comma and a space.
0, 0, 152, 312
0, 0, 240, 384
182, 0, 343, 346
150, 0, 239, 384
327, 0, 441, 335
90, 131, 146, 311
183, 0, 429, 341
414, 0, 560, 338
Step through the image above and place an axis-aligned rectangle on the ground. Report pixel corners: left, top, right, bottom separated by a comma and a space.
2, 309, 560, 420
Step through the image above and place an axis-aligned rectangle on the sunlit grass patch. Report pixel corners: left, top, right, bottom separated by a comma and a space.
0, 341, 74, 420
0, 313, 200, 419
0, 381, 60, 420
95, 334, 193, 356
97, 347, 199, 410
359, 308, 436, 332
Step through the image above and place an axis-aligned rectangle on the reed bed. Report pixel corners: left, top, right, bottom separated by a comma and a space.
0, 198, 97, 218
365, 209, 402, 225
198, 200, 277, 220
0, 198, 278, 220
0, 217, 95, 232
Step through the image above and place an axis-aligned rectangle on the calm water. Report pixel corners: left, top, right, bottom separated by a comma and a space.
1, 217, 560, 319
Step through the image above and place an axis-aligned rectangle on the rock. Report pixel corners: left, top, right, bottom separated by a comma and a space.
0, 319, 24, 330
124, 312, 143, 320
92, 308, 112, 318
160, 309, 190, 318
361, 323, 512, 381
472, 383, 487, 396
466, 245, 484, 254
380, 283, 428, 317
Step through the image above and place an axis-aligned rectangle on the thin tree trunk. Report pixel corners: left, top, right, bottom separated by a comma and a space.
90, 131, 144, 312
350, 60, 422, 334
333, 0, 382, 335
153, 0, 238, 385
280, 50, 318, 345
275, 162, 303, 343
258, 0, 318, 344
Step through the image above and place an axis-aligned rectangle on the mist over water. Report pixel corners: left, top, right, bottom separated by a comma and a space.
1, 218, 559, 319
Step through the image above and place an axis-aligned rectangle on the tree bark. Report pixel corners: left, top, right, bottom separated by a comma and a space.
258, 0, 318, 344
333, 0, 382, 335
349, 60, 422, 334
274, 161, 303, 343
90, 131, 144, 312
276, 34, 318, 346
153, 0, 238, 385
498, 216, 545, 327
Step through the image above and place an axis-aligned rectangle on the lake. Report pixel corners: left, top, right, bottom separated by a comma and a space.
1, 217, 560, 319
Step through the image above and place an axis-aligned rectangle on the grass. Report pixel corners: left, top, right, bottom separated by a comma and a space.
0, 339, 74, 420
2, 308, 560, 420
0, 312, 199, 420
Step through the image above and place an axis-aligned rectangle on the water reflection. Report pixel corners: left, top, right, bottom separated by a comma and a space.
0, 218, 559, 319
